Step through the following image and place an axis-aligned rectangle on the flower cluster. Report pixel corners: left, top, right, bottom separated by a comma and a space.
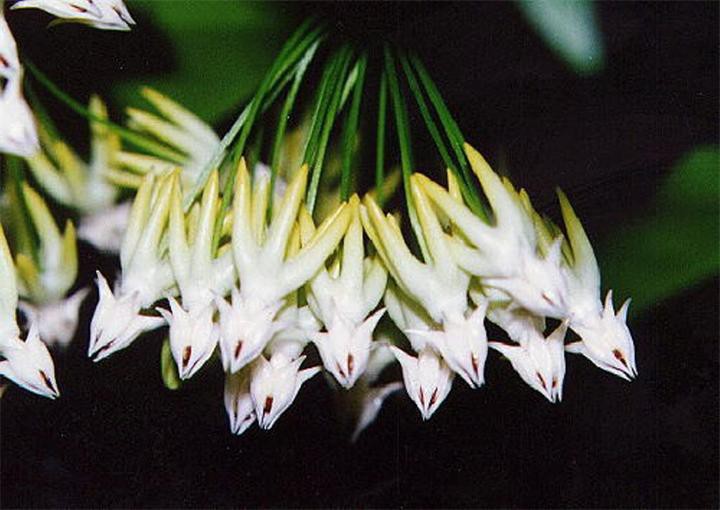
88, 128, 637, 437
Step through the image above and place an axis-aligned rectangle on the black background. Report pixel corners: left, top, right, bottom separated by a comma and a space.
2, 2, 718, 508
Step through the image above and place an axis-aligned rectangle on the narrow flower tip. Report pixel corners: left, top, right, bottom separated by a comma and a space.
250, 353, 320, 430
411, 305, 489, 389
0, 322, 59, 399
567, 290, 637, 380
391, 346, 454, 420
88, 271, 164, 361
158, 297, 219, 380
224, 368, 256, 436
490, 320, 567, 403
311, 308, 386, 389
216, 288, 286, 373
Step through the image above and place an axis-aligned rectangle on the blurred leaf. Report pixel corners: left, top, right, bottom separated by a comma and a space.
161, 337, 181, 391
518, 0, 605, 75
599, 146, 719, 313
112, 1, 292, 123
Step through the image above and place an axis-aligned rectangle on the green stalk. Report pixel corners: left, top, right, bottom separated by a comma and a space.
384, 46, 429, 261
400, 52, 486, 218
268, 40, 320, 215
339, 53, 367, 201
375, 71, 388, 204
306, 45, 354, 213
25, 61, 186, 165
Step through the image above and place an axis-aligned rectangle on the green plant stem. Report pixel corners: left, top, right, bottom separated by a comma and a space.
339, 53, 367, 202
25, 61, 186, 165
375, 71, 388, 204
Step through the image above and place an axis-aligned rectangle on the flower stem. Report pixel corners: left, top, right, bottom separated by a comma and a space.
339, 53, 367, 202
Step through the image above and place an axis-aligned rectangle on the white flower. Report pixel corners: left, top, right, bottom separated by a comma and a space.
18, 287, 88, 348
217, 159, 349, 373
566, 291, 636, 381
390, 346, 453, 420
11, 0, 135, 31
0, 7, 20, 80
77, 201, 131, 253
0, 321, 59, 399
223, 365, 256, 436
362, 175, 488, 387
88, 271, 164, 361
303, 196, 388, 388
416, 144, 570, 319
216, 287, 287, 374
0, 72, 38, 157
88, 173, 175, 360
490, 320, 568, 402
556, 190, 637, 380
249, 346, 320, 430
157, 298, 218, 380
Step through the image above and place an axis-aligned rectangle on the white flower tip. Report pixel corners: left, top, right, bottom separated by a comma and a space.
0, 323, 60, 399
161, 299, 219, 380
224, 370, 256, 436
250, 354, 320, 430
391, 346, 453, 420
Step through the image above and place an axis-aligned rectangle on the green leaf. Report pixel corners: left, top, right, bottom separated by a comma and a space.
160, 337, 182, 391
599, 146, 720, 313
517, 0, 605, 76
112, 1, 293, 123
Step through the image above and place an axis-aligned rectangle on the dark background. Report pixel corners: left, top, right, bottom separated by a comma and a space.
2, 2, 718, 508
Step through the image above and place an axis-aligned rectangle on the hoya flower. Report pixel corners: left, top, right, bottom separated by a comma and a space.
555, 190, 637, 380
88, 173, 175, 360
11, 0, 135, 31
157, 298, 218, 380
416, 144, 570, 319
224, 365, 256, 436
159, 170, 235, 378
117, 88, 220, 192
18, 287, 88, 348
218, 159, 350, 373
489, 320, 568, 403
0, 6, 20, 80
383, 283, 456, 418
0, 321, 59, 399
0, 71, 38, 157
0, 225, 58, 399
249, 341, 321, 430
362, 175, 488, 387
391, 346, 453, 421
302, 196, 388, 388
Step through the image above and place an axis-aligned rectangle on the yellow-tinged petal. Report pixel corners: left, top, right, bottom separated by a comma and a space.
133, 172, 174, 265
126, 107, 195, 155
14, 253, 41, 302
340, 195, 364, 292
264, 164, 308, 263
193, 169, 219, 270
168, 174, 190, 286
416, 173, 495, 248
251, 170, 270, 246
280, 201, 350, 298
231, 158, 257, 272
410, 174, 455, 278
121, 173, 155, 269
60, 220, 78, 287
557, 188, 600, 291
